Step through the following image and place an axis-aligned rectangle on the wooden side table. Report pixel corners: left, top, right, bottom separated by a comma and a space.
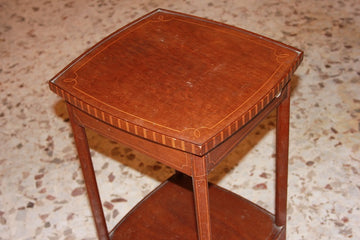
49, 9, 303, 240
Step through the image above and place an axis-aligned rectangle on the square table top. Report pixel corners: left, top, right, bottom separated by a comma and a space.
49, 9, 303, 155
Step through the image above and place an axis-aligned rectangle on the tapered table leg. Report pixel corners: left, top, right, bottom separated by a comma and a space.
67, 103, 110, 240
192, 155, 211, 240
275, 84, 291, 240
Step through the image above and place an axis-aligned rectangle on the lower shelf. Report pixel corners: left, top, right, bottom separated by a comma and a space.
110, 174, 284, 239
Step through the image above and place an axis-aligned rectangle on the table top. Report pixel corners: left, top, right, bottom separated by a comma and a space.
49, 9, 303, 155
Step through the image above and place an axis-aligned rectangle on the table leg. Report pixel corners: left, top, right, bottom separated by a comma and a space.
275, 84, 291, 240
67, 103, 110, 240
192, 155, 211, 240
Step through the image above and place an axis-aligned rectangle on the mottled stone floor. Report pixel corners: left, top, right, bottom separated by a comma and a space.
1, 0, 359, 239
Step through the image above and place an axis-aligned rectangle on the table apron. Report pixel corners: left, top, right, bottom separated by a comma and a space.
207, 83, 289, 171
68, 105, 193, 176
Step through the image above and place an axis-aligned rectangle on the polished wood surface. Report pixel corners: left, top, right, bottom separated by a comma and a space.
64, 82, 291, 240
67, 103, 110, 240
110, 174, 284, 240
275, 83, 291, 240
49, 8, 303, 240
49, 8, 302, 155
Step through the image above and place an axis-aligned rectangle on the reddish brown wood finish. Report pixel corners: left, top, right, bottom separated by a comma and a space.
110, 174, 284, 240
67, 103, 110, 240
49, 8, 302, 156
49, 9, 303, 240
275, 83, 291, 239
192, 156, 211, 239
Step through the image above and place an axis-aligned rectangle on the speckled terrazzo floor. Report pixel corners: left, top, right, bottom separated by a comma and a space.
1, 0, 359, 239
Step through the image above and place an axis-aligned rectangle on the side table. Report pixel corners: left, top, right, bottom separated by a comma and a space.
49, 9, 303, 240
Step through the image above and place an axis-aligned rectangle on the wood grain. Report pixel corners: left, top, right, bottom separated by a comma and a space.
49, 8, 303, 240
